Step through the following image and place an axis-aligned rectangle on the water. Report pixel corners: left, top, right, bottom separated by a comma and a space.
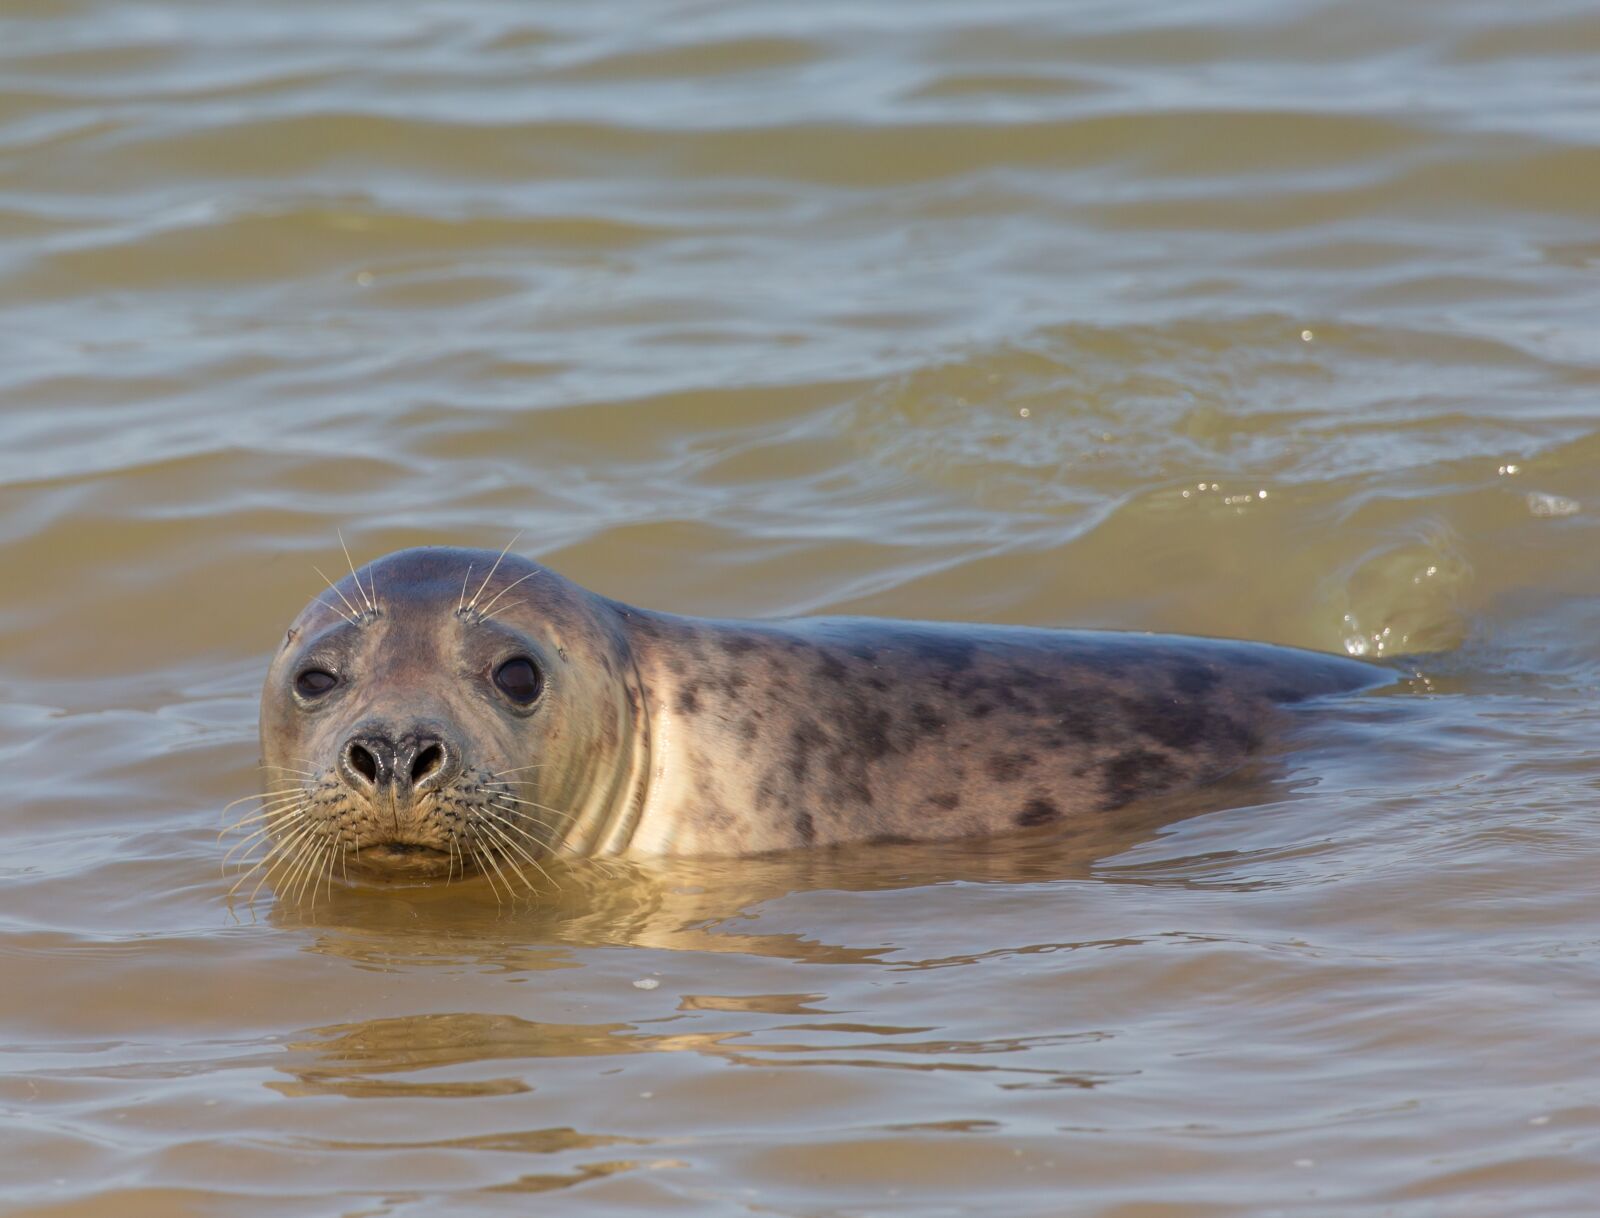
3, 0, 1600, 1213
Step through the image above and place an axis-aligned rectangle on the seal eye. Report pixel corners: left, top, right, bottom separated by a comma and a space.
494, 657, 542, 705
295, 668, 338, 698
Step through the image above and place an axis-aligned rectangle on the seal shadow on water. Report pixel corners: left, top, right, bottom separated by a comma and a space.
228, 545, 1403, 910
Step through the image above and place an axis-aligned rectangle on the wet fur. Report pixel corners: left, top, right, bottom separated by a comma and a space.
619, 609, 1389, 854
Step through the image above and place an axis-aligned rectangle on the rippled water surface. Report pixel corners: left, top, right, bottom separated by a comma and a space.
4, 0, 1600, 1213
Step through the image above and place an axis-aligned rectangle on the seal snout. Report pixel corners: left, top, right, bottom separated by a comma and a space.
338, 720, 462, 802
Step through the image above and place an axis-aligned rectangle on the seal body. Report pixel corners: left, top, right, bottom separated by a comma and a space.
255, 547, 1389, 882
617, 610, 1386, 854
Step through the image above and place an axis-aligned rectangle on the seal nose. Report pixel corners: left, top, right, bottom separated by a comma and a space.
394, 732, 459, 795
339, 726, 460, 797
341, 732, 394, 793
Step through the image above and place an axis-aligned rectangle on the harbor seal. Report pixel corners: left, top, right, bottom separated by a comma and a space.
248, 546, 1390, 891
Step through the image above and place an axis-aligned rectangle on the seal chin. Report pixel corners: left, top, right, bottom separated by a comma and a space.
347, 841, 460, 880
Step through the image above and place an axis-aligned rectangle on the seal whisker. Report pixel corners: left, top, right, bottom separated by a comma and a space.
470, 837, 509, 906
315, 839, 338, 907
288, 841, 318, 909
226, 847, 276, 905
273, 832, 317, 906
221, 802, 304, 834
337, 528, 375, 615
222, 815, 303, 864
315, 598, 359, 627
312, 564, 364, 624
236, 784, 306, 801
487, 792, 581, 823
293, 847, 325, 910
476, 825, 527, 900
469, 846, 495, 902
223, 852, 271, 881
224, 804, 308, 835
477, 807, 560, 890
458, 564, 474, 615
222, 797, 308, 834
235, 788, 312, 812
248, 822, 319, 904
221, 823, 299, 857
479, 599, 528, 625
222, 803, 307, 859
478, 827, 531, 896
221, 788, 303, 815
488, 764, 548, 778
484, 796, 563, 837
227, 782, 301, 802
289, 833, 331, 907
226, 856, 269, 903
486, 787, 582, 816
226, 848, 276, 877
474, 571, 539, 620
468, 533, 522, 612
226, 836, 277, 862
226, 790, 308, 816
226, 835, 277, 866
234, 788, 303, 803
310, 847, 329, 908
487, 799, 561, 839
477, 820, 544, 895
287, 832, 324, 905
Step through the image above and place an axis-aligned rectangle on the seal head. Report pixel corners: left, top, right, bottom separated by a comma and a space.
257, 547, 648, 887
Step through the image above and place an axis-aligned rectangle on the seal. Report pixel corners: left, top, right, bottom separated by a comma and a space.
247, 545, 1390, 892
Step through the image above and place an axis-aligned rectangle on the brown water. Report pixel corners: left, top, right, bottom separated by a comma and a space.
4, 0, 1600, 1213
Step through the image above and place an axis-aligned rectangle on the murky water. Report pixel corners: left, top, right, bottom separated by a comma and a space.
4, 0, 1600, 1212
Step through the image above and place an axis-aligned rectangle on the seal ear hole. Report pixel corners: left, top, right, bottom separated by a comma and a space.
494, 656, 542, 705
295, 668, 338, 698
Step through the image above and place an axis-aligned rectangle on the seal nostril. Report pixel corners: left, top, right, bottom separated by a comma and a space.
411, 743, 444, 785
348, 743, 378, 784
